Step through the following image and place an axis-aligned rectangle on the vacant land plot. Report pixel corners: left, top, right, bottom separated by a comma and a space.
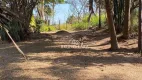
0, 30, 142, 80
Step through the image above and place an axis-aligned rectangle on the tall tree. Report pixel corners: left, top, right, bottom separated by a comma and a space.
98, 0, 101, 28
88, 0, 94, 22
113, 0, 124, 34
105, 0, 119, 50
37, 0, 64, 21
68, 0, 88, 22
88, 0, 105, 28
138, 0, 142, 54
122, 0, 131, 39
0, 0, 38, 41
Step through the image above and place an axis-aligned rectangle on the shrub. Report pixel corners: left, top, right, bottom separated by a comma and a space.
40, 24, 57, 32
0, 20, 24, 42
130, 10, 138, 33
49, 25, 56, 31
40, 23, 49, 32
30, 15, 36, 27
72, 22, 88, 30
72, 13, 107, 30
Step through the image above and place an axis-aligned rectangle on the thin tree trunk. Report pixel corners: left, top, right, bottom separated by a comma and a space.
122, 0, 131, 39
66, 21, 67, 30
59, 20, 60, 30
88, 12, 92, 23
138, 0, 142, 56
41, 0, 45, 20
88, 0, 93, 23
99, 0, 101, 28
2, 27, 27, 60
105, 0, 119, 50
52, 2, 55, 24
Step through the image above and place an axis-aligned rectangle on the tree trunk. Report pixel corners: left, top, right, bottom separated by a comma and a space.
10, 0, 37, 41
98, 0, 101, 28
41, 0, 45, 20
105, 0, 119, 50
138, 0, 142, 55
122, 0, 131, 39
88, 0, 93, 23
0, 0, 38, 42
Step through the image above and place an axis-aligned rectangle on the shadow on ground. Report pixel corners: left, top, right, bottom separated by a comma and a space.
0, 29, 141, 80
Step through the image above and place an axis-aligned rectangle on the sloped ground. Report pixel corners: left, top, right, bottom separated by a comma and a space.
0, 29, 142, 80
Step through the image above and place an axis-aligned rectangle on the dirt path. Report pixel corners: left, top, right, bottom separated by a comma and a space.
0, 30, 142, 80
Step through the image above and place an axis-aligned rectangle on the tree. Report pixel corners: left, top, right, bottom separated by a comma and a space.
98, 0, 101, 28
0, 1, 28, 60
0, 0, 38, 41
88, 0, 105, 28
122, 0, 131, 39
37, 0, 64, 21
88, 0, 94, 23
68, 0, 88, 22
105, 0, 119, 50
138, 0, 142, 55
113, 0, 124, 34
0, 0, 65, 41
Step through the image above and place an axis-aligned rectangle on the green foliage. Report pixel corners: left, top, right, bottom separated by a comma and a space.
30, 15, 36, 27
40, 23, 49, 32
44, 5, 53, 16
0, 26, 8, 41
130, 10, 138, 32
73, 22, 88, 30
33, 18, 44, 33
90, 14, 106, 27
131, 18, 138, 32
49, 25, 56, 31
0, 20, 24, 42
30, 17, 57, 33
89, 15, 99, 26
40, 24, 56, 32
71, 13, 106, 30
57, 24, 72, 31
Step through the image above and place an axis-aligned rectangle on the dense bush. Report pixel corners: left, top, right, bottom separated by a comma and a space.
72, 22, 88, 30
0, 20, 24, 42
72, 13, 107, 30
40, 23, 49, 32
40, 24, 56, 32
30, 16, 57, 33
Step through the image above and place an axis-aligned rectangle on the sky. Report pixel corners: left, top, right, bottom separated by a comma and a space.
33, 3, 72, 24
33, 0, 89, 24
52, 3, 72, 24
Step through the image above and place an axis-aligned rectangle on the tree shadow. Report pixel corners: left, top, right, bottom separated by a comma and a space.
0, 30, 141, 79
94, 41, 110, 46
0, 37, 138, 56
47, 65, 79, 80
96, 74, 127, 80
52, 54, 142, 68
0, 53, 45, 80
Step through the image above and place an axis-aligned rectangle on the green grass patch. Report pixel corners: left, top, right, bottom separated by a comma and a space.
40, 24, 56, 32
71, 13, 107, 30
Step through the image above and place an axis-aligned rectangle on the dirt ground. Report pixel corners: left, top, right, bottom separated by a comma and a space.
0, 29, 142, 80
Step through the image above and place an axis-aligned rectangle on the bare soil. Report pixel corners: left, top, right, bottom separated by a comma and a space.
0, 29, 142, 80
